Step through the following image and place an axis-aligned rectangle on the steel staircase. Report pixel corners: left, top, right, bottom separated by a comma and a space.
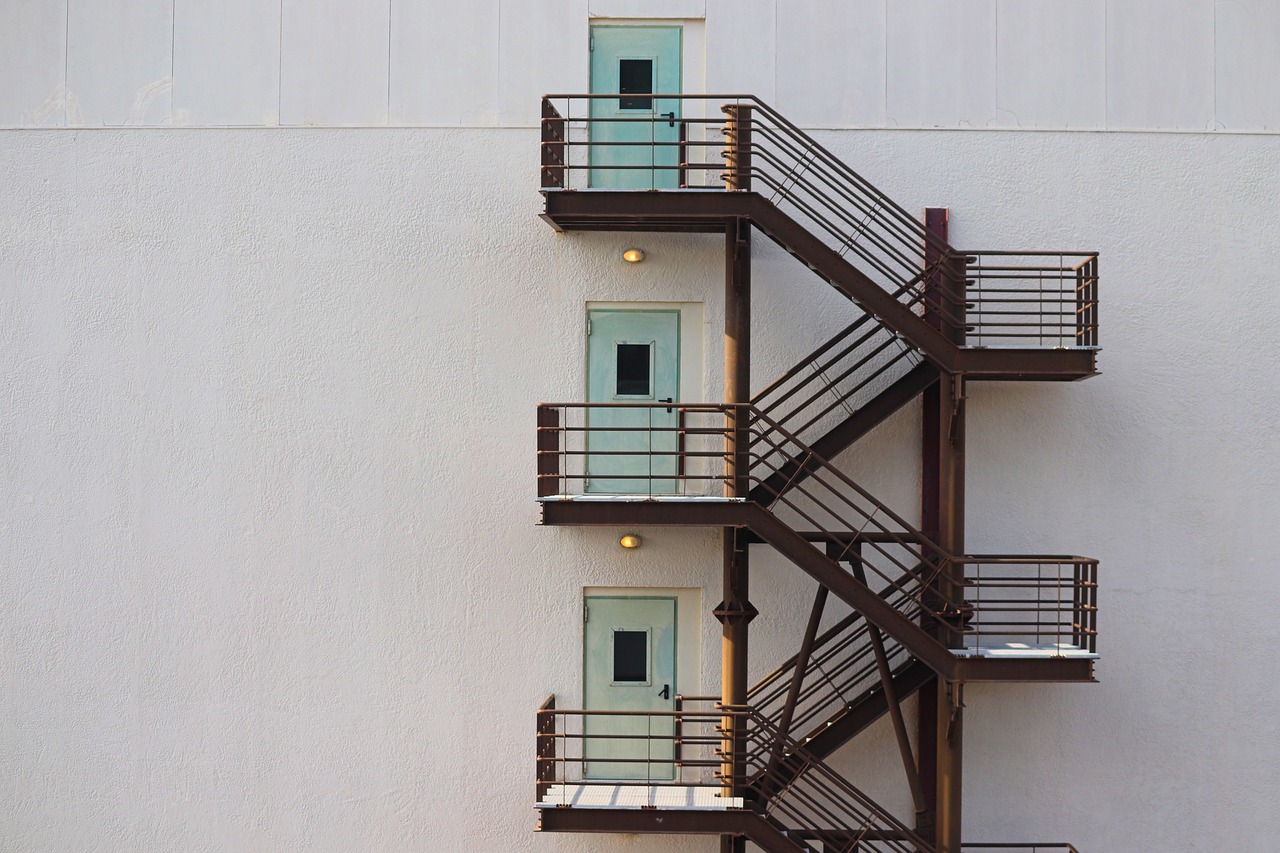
534, 94, 1099, 852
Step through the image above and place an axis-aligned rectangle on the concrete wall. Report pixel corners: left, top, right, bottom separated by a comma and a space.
4, 123, 1279, 851
4, 0, 1280, 130
3, 2, 1279, 851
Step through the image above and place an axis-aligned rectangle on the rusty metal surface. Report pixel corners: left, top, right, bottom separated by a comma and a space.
540, 191, 1099, 380
535, 699, 935, 853
535, 95, 1099, 853
539, 94, 1100, 362
537, 401, 1099, 681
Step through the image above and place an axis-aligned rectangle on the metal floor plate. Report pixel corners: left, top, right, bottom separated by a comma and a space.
537, 784, 744, 810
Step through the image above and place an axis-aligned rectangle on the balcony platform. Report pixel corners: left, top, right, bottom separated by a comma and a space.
962, 641, 1098, 660
538, 494, 745, 502
537, 784, 743, 811
539, 494, 750, 526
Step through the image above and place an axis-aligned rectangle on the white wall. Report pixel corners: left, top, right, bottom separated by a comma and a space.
3, 123, 1279, 851
3, 2, 1280, 851
5, 0, 1280, 130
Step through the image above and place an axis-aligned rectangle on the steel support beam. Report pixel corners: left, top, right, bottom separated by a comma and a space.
919, 207, 966, 852
718, 212, 755, 853
541, 191, 1097, 379
770, 584, 828, 766
844, 550, 927, 820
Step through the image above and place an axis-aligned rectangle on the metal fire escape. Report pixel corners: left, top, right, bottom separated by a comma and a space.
533, 95, 1099, 853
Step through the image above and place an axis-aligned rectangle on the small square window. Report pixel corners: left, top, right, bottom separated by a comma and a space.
613, 630, 648, 683
616, 343, 651, 396
619, 59, 653, 110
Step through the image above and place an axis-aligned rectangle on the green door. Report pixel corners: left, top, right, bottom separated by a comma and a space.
589, 26, 683, 189
586, 309, 680, 494
583, 596, 677, 780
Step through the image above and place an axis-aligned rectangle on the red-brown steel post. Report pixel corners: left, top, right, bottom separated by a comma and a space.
717, 212, 755, 853
919, 208, 967, 852
678, 120, 689, 188
724, 104, 753, 191
536, 695, 556, 802
541, 98, 566, 189
537, 406, 560, 497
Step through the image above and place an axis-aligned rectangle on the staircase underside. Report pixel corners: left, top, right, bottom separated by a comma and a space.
798, 659, 936, 760
539, 496, 1095, 684
542, 190, 1098, 381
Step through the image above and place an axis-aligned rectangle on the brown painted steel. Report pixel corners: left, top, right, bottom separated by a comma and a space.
538, 807, 800, 852
535, 97, 1098, 853
540, 99, 566, 189
920, 208, 967, 853
538, 505, 1095, 681
799, 659, 936, 760
720, 213, 754, 830
536, 407, 560, 497
536, 695, 556, 801
724, 104, 753, 191
751, 361, 940, 502
541, 190, 1097, 380
771, 584, 827, 753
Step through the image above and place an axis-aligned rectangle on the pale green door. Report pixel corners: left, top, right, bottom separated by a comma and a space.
586, 309, 680, 494
589, 26, 683, 189
583, 596, 677, 780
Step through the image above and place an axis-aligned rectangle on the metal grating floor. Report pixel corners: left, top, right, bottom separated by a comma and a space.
537, 784, 744, 810
538, 494, 747, 502
962, 641, 1098, 659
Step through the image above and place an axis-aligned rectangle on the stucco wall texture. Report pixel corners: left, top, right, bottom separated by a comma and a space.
6, 0, 1280, 131
3, 126, 1278, 852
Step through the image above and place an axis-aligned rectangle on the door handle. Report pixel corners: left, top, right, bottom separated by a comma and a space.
659, 683, 670, 700
660, 397, 673, 413
660, 111, 676, 128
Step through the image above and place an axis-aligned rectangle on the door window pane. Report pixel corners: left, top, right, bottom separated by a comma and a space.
616, 343, 651, 395
613, 630, 648, 682
619, 59, 653, 110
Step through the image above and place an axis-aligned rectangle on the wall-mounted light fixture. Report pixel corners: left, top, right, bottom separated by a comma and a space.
622, 248, 646, 264
619, 534, 642, 550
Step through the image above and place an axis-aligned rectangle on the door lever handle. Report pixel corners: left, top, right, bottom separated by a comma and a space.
660, 111, 676, 128
659, 683, 670, 700
660, 397, 673, 413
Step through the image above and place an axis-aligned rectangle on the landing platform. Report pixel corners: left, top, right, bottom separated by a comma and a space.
538, 494, 752, 527
538, 494, 745, 502
963, 641, 1098, 659
537, 784, 743, 811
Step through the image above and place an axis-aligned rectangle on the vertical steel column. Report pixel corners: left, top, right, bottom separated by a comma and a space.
918, 207, 967, 852
536, 407, 560, 497
723, 103, 752, 192
716, 203, 755, 853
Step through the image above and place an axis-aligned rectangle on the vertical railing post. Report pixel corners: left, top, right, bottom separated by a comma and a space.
724, 103, 753, 191
1077, 256, 1099, 347
678, 120, 689, 188
1088, 561, 1098, 653
541, 98, 566, 189
537, 406, 560, 497
536, 695, 556, 802
942, 251, 968, 347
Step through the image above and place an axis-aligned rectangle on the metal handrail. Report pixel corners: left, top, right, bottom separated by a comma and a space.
534, 697, 935, 853
540, 94, 1099, 349
748, 608, 914, 743
537, 401, 1099, 653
